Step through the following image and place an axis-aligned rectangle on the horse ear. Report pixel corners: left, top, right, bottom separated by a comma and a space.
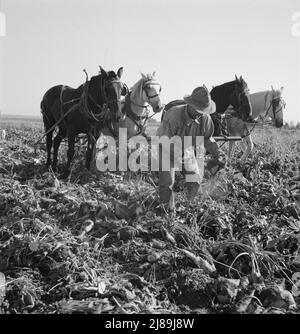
271, 85, 275, 92
100, 66, 108, 80
117, 67, 123, 79
152, 71, 156, 77
280, 86, 285, 92
235, 74, 238, 81
140, 71, 147, 80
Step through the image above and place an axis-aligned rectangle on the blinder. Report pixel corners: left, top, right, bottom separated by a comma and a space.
121, 82, 129, 96
271, 95, 285, 118
142, 79, 162, 100
87, 76, 125, 116
101, 78, 125, 104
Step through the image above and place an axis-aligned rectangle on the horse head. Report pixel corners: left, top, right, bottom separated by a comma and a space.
270, 86, 285, 128
140, 72, 163, 113
231, 75, 252, 118
91, 66, 125, 122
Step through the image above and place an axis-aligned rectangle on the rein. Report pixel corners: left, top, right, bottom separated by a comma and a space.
261, 91, 285, 122
104, 77, 161, 141
61, 76, 124, 125
36, 74, 124, 148
124, 93, 152, 138
124, 78, 161, 137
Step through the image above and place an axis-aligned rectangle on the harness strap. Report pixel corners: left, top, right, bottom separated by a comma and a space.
142, 79, 162, 99
264, 91, 273, 115
123, 93, 149, 136
80, 81, 111, 125
62, 98, 81, 105
107, 122, 118, 138
35, 102, 80, 147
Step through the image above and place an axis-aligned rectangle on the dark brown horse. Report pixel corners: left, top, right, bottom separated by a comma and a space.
210, 75, 253, 135
41, 67, 126, 174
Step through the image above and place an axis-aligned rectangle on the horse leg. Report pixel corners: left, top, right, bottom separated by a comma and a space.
248, 136, 254, 159
45, 130, 54, 167
228, 141, 235, 165
52, 127, 66, 172
85, 135, 95, 170
240, 135, 254, 163
66, 130, 76, 174
42, 110, 54, 167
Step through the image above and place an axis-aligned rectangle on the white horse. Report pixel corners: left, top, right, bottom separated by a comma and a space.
97, 72, 162, 158
224, 86, 285, 163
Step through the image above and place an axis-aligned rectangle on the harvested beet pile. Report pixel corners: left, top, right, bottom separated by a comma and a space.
0, 127, 300, 314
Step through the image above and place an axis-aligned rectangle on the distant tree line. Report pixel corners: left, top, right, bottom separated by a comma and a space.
283, 121, 300, 130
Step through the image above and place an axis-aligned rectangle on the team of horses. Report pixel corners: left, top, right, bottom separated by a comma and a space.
41, 67, 126, 173
41, 68, 285, 174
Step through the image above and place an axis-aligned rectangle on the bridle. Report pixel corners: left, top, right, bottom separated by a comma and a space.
128, 78, 162, 109
231, 84, 251, 114
112, 78, 162, 139
88, 76, 124, 114
263, 91, 286, 121
142, 78, 162, 102
245, 90, 285, 136
128, 79, 161, 132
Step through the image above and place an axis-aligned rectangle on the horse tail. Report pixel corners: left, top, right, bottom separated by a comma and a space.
41, 95, 53, 132
41, 87, 61, 133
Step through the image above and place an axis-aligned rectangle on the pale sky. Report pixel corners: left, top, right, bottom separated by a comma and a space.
0, 0, 300, 122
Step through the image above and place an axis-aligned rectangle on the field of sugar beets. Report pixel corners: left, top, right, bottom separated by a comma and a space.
0, 124, 300, 314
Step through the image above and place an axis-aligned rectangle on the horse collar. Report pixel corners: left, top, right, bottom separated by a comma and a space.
125, 93, 149, 122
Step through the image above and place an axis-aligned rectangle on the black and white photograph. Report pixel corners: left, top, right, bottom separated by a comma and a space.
0, 0, 300, 318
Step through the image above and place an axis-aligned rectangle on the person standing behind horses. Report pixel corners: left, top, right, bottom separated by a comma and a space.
157, 86, 226, 211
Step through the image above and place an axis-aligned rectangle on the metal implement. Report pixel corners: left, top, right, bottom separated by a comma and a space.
213, 136, 242, 142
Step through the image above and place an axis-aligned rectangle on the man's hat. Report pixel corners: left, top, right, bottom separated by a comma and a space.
183, 86, 216, 115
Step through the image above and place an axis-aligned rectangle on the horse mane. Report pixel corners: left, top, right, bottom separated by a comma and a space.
107, 70, 119, 80
130, 73, 154, 92
88, 70, 119, 86
129, 73, 156, 100
236, 77, 248, 91
216, 77, 248, 91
